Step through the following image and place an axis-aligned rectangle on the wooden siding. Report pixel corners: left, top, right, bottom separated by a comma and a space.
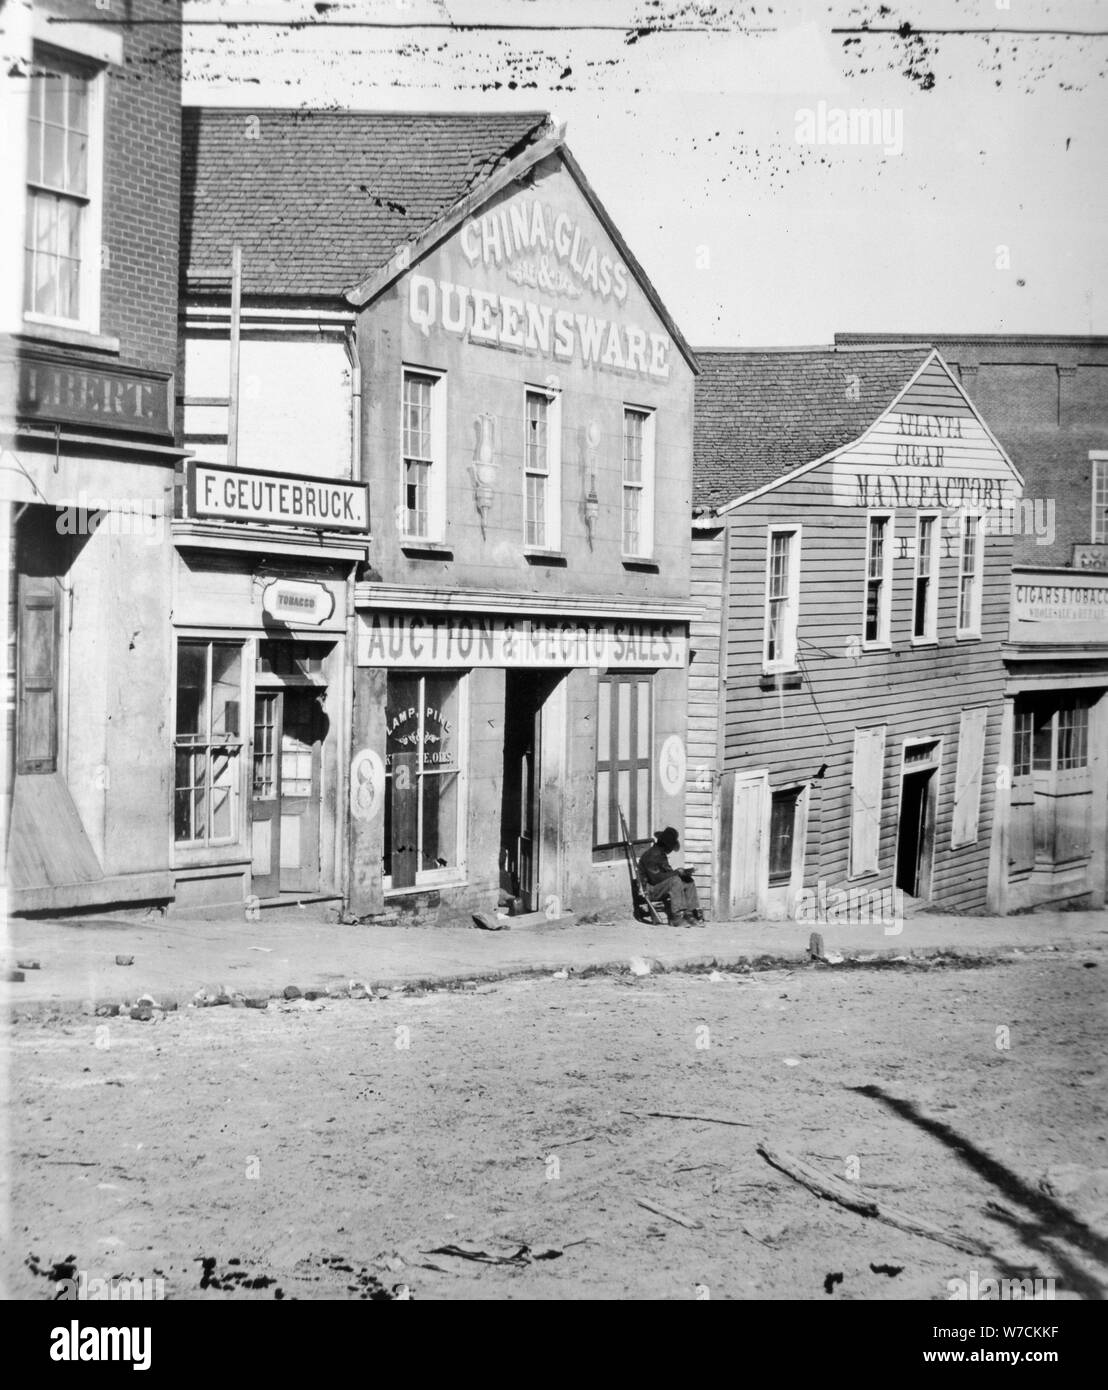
686, 527, 725, 891
704, 355, 1020, 913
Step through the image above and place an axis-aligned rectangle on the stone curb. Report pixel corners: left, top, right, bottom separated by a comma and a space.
5, 939, 1100, 1022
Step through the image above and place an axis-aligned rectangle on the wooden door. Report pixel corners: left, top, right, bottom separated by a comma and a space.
719, 768, 769, 918
250, 688, 323, 898
278, 689, 322, 893
250, 691, 281, 899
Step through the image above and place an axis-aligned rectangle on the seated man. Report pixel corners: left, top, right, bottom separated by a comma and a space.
638, 826, 703, 926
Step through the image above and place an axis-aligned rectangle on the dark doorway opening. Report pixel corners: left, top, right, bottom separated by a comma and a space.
500, 671, 559, 910
896, 768, 935, 898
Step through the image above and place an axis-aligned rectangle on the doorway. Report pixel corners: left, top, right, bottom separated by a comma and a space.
251, 687, 325, 897
895, 766, 937, 899
499, 671, 560, 910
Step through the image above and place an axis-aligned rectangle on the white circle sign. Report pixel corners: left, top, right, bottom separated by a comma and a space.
659, 734, 686, 798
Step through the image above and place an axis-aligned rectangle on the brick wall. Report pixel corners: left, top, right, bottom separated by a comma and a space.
42, 0, 181, 373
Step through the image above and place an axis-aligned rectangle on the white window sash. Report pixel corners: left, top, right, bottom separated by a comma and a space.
1092, 457, 1108, 544
957, 513, 984, 635
524, 387, 561, 549
23, 47, 104, 333
400, 367, 446, 541
763, 526, 801, 672
862, 511, 894, 647
622, 407, 655, 558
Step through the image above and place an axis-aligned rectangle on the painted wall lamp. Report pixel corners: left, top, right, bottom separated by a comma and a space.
584, 420, 601, 548
472, 412, 497, 537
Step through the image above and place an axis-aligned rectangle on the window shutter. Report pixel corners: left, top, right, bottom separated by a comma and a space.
849, 725, 886, 876
16, 572, 61, 775
952, 707, 988, 848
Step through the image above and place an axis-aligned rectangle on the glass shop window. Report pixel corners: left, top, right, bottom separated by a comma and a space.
384, 672, 463, 887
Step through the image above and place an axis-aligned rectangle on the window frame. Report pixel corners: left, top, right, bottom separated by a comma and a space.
1092, 454, 1108, 544
862, 511, 894, 649
400, 365, 447, 542
173, 639, 246, 848
383, 671, 468, 892
762, 524, 802, 674
23, 43, 105, 334
768, 785, 804, 887
621, 405, 656, 560
593, 671, 654, 853
956, 511, 985, 639
523, 384, 562, 551
1013, 694, 1090, 777
911, 511, 940, 644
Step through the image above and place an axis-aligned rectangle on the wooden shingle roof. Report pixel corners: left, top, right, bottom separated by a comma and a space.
692, 345, 934, 511
181, 108, 551, 297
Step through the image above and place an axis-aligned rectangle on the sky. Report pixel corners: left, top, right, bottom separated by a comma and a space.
182, 0, 1108, 346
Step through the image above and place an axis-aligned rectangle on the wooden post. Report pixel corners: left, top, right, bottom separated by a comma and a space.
347, 666, 386, 918
227, 242, 242, 468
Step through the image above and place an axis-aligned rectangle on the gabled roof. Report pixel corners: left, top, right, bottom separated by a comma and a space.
180, 108, 550, 297
181, 107, 698, 374
692, 345, 934, 511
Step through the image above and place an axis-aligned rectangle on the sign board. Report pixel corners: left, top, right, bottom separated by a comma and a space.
358, 612, 687, 669
830, 410, 1019, 511
1011, 574, 1108, 645
261, 578, 336, 625
407, 185, 674, 381
1073, 544, 1108, 571
12, 351, 171, 437
187, 461, 369, 533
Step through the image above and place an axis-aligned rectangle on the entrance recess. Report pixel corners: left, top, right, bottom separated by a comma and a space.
251, 687, 324, 897
500, 671, 561, 910
895, 741, 940, 899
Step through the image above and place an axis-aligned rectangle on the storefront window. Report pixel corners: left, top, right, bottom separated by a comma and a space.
175, 640, 243, 844
1013, 695, 1089, 775
384, 673, 462, 887
594, 673, 653, 850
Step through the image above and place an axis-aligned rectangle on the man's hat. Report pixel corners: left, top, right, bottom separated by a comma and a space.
655, 826, 680, 851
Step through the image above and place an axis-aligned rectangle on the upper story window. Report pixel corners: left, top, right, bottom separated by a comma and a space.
401, 366, 446, 541
913, 512, 940, 642
764, 525, 801, 672
622, 407, 655, 559
524, 387, 561, 550
863, 513, 893, 646
24, 47, 103, 331
1092, 456, 1108, 543
957, 512, 984, 637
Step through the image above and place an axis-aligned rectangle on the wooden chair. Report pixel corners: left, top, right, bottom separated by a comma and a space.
619, 805, 666, 924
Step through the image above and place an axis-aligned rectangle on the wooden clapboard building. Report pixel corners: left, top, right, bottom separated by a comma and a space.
837, 334, 1108, 910
687, 346, 1023, 920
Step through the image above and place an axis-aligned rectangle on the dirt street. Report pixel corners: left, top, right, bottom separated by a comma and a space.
6, 949, 1108, 1301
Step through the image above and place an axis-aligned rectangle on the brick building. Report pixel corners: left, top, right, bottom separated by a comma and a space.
2, 1, 184, 914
